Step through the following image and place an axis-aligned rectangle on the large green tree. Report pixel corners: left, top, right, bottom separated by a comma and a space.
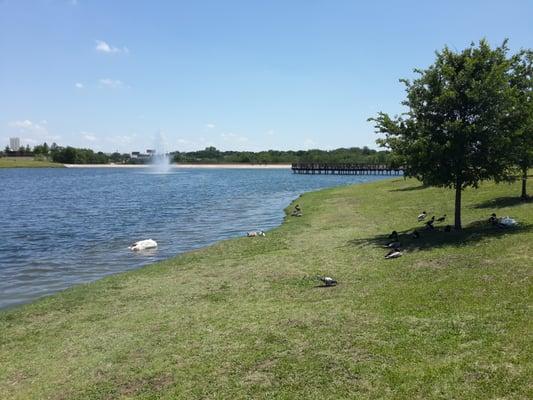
511, 50, 533, 200
370, 40, 518, 229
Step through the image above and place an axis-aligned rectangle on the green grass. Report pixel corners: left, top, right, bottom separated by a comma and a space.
0, 158, 64, 168
1, 178, 531, 399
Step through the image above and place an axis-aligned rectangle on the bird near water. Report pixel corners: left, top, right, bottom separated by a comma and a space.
129, 239, 158, 251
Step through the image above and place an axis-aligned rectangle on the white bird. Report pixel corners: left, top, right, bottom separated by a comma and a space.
417, 211, 427, 221
385, 241, 401, 248
246, 231, 266, 237
129, 239, 158, 251
385, 249, 402, 259
317, 276, 337, 286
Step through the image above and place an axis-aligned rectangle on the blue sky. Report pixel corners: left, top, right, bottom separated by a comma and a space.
1, 0, 532, 153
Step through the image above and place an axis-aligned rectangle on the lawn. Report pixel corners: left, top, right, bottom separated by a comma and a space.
0, 178, 531, 399
0, 158, 64, 168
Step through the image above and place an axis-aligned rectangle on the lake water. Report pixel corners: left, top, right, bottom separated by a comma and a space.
0, 167, 389, 309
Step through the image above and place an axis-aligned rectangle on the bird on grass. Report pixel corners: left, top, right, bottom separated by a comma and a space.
317, 276, 337, 286
385, 241, 401, 248
417, 211, 427, 222
385, 248, 402, 259
425, 216, 435, 230
436, 214, 447, 223
246, 231, 266, 237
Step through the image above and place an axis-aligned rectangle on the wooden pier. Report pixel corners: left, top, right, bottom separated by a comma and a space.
291, 163, 403, 175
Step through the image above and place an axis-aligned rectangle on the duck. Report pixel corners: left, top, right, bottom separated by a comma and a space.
317, 276, 337, 286
129, 239, 158, 251
385, 241, 401, 248
385, 248, 402, 259
417, 211, 427, 222
436, 214, 447, 223
247, 231, 266, 237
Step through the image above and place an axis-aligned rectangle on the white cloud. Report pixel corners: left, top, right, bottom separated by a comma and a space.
205, 123, 216, 129
303, 138, 317, 149
105, 134, 137, 145
82, 132, 97, 142
99, 78, 125, 89
75, 82, 84, 89
7, 119, 61, 143
95, 40, 128, 54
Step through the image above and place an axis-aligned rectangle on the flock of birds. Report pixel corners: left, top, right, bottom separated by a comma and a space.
127, 203, 517, 290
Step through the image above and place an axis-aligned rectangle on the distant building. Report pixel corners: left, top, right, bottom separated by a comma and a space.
146, 149, 156, 155
9, 137, 20, 151
131, 151, 140, 159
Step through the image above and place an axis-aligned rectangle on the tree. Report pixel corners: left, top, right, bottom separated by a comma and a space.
510, 50, 533, 200
370, 40, 519, 229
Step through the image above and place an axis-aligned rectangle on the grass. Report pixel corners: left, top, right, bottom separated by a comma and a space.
0, 178, 531, 399
0, 158, 64, 168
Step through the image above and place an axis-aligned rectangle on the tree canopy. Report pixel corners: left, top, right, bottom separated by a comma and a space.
370, 40, 520, 229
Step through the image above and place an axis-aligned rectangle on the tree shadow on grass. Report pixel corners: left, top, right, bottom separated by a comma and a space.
389, 184, 428, 192
473, 196, 530, 209
346, 221, 532, 253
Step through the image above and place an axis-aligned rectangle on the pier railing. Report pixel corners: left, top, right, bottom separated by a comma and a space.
291, 163, 403, 175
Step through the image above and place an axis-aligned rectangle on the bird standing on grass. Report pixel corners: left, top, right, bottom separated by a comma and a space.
317, 276, 337, 286
417, 211, 427, 221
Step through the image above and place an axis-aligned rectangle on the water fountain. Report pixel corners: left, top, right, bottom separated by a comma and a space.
151, 130, 172, 174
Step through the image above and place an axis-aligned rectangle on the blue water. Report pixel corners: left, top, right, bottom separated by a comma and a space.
0, 167, 389, 309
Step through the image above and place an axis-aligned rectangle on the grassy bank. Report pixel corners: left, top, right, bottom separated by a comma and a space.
1, 178, 531, 399
0, 158, 64, 168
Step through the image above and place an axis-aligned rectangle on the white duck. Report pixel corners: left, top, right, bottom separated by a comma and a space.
129, 239, 158, 251
247, 231, 266, 237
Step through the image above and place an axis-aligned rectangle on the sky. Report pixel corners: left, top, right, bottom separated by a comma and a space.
1, 0, 532, 153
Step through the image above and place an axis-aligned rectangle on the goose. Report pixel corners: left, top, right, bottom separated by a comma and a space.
385, 248, 402, 259
294, 204, 301, 212
247, 231, 266, 237
425, 216, 435, 230
317, 276, 337, 286
436, 214, 447, 223
385, 241, 401, 248
417, 211, 427, 222
129, 239, 158, 251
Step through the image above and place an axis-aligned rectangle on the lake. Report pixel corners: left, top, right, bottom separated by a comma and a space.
0, 167, 390, 309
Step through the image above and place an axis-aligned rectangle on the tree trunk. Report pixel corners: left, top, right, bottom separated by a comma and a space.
454, 178, 462, 230
521, 166, 528, 200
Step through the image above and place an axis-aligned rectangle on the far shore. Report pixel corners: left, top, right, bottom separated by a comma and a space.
64, 163, 292, 169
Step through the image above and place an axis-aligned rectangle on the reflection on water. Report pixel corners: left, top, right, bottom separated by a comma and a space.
0, 168, 389, 309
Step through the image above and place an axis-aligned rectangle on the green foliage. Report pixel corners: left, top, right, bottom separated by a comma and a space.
50, 146, 109, 164
370, 40, 521, 228
171, 146, 390, 164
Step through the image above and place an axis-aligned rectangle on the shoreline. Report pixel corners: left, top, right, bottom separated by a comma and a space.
64, 163, 292, 169
1, 178, 530, 398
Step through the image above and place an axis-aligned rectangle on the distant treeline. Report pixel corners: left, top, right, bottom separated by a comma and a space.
2, 143, 392, 165
171, 146, 391, 165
